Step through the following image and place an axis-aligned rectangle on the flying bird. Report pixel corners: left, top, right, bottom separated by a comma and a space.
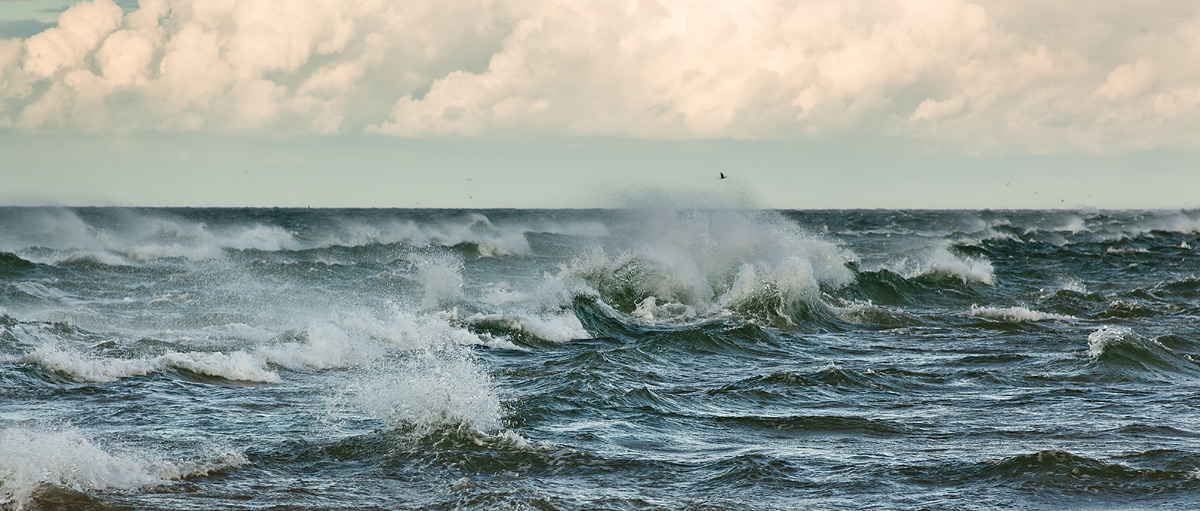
719, 173, 726, 179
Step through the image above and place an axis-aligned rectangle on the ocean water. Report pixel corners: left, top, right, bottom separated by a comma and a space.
1, 207, 1199, 510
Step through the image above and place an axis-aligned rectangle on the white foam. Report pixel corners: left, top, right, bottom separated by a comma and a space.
34, 251, 132, 267
0, 209, 305, 264
478, 284, 532, 307
1054, 215, 1087, 233
0, 427, 246, 507
415, 213, 531, 256
159, 350, 282, 383
364, 308, 488, 350
24, 345, 157, 382
554, 209, 855, 321
462, 311, 589, 344
24, 344, 281, 383
969, 305, 1076, 322
1057, 276, 1088, 294
980, 228, 1020, 242
256, 321, 386, 371
1087, 326, 1138, 358
1106, 246, 1150, 255
353, 346, 502, 436
148, 292, 196, 304
318, 213, 536, 256
898, 243, 994, 285
412, 252, 465, 310
631, 296, 698, 322
830, 299, 919, 327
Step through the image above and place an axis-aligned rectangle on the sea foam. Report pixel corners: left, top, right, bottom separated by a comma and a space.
896, 243, 994, 285
256, 321, 387, 371
970, 305, 1076, 322
555, 209, 855, 323
413, 252, 465, 310
352, 345, 503, 436
24, 344, 282, 383
0, 427, 245, 507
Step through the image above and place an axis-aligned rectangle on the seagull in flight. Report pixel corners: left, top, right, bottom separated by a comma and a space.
719, 173, 726, 179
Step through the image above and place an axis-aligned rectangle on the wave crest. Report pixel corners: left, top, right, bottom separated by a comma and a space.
24, 344, 282, 383
970, 305, 1076, 322
1086, 327, 1200, 377
0, 427, 245, 507
556, 209, 855, 327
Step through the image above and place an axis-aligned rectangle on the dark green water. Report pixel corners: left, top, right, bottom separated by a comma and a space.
2, 207, 1199, 510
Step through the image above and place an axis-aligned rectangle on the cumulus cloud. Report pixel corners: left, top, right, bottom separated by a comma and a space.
2, 0, 1200, 153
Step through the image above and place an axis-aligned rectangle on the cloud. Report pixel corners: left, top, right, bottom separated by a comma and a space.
2, 0, 1200, 153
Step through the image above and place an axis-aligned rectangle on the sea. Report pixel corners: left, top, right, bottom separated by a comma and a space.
2, 207, 1199, 510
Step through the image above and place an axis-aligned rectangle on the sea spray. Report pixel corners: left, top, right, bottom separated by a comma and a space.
0, 427, 245, 508
555, 209, 855, 323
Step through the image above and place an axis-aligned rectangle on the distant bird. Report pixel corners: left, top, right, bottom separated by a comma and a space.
719, 173, 726, 179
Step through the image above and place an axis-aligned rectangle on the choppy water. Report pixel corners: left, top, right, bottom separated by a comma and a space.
2, 207, 1200, 510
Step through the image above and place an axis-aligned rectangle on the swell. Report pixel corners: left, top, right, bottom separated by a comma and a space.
911, 449, 1200, 496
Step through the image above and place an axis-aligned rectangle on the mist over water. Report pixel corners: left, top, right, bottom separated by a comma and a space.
2, 207, 1200, 509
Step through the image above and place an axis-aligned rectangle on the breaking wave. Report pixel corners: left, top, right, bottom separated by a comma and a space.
24, 344, 282, 383
346, 345, 504, 438
969, 305, 1077, 322
553, 209, 855, 327
0, 208, 613, 267
0, 427, 245, 508
1087, 327, 1200, 378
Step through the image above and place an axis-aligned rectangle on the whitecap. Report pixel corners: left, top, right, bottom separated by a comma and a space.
969, 305, 1076, 322
462, 311, 589, 344
1087, 326, 1138, 358
553, 209, 855, 321
23, 344, 281, 383
0, 427, 246, 507
896, 243, 994, 285
256, 321, 387, 371
352, 346, 503, 436
411, 252, 465, 310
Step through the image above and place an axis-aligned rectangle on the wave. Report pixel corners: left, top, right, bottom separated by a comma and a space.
1086, 327, 1200, 378
714, 414, 910, 437
410, 251, 466, 310
0, 208, 301, 264
1152, 275, 1200, 299
552, 209, 856, 329
24, 344, 282, 383
450, 310, 587, 346
0, 208, 617, 268
10, 308, 501, 383
969, 305, 1077, 322
698, 452, 798, 489
0, 427, 245, 508
984, 210, 1200, 242
346, 345, 503, 438
0, 252, 35, 275
830, 298, 925, 328
892, 243, 995, 286
962, 450, 1200, 493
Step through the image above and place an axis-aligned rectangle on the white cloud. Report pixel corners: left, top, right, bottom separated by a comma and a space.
910, 96, 966, 122
22, 0, 123, 78
2, 0, 1200, 153
1096, 59, 1155, 100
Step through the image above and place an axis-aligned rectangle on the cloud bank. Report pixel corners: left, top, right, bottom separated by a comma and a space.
2, 0, 1199, 153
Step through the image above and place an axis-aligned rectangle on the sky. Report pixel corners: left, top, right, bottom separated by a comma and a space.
1, 0, 1198, 209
